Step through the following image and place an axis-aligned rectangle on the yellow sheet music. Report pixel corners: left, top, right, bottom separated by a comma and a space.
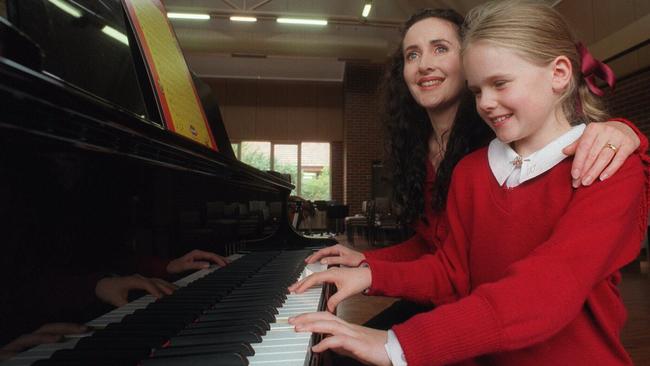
123, 0, 217, 150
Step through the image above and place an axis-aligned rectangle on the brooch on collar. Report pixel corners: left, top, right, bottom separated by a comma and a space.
511, 156, 523, 168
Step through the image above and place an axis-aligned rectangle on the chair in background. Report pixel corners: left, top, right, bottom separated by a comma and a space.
368, 197, 406, 247
345, 200, 371, 246
326, 203, 349, 235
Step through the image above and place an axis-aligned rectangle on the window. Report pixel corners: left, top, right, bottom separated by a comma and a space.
240, 141, 271, 170
235, 140, 330, 200
231, 142, 240, 159
300, 142, 330, 201
274, 144, 298, 195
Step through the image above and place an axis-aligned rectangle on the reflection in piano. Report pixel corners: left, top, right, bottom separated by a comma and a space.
5, 251, 329, 366
0, 0, 334, 364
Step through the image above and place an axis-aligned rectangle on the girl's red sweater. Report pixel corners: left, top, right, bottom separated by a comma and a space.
366, 146, 648, 366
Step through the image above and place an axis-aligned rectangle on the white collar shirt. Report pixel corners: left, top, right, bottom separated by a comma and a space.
487, 124, 586, 188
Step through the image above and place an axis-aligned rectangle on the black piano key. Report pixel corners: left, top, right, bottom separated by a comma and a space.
105, 322, 183, 336
33, 359, 139, 366
226, 288, 287, 297
177, 323, 265, 337
141, 353, 248, 366
168, 331, 261, 347
125, 310, 197, 324
220, 292, 286, 303
197, 309, 275, 323
186, 318, 270, 331
94, 327, 177, 339
152, 294, 226, 302
74, 334, 164, 350
49, 348, 150, 362
153, 343, 254, 357
204, 304, 278, 315
33, 251, 314, 364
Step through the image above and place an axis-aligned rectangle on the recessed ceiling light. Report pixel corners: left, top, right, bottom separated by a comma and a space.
48, 0, 82, 18
230, 16, 257, 22
167, 12, 210, 20
362, 3, 372, 17
102, 26, 129, 46
276, 18, 327, 26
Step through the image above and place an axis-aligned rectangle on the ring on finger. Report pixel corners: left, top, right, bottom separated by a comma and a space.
604, 143, 617, 152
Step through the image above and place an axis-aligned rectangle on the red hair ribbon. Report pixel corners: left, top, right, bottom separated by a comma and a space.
576, 42, 616, 97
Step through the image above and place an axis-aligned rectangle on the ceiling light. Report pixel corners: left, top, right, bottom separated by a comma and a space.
277, 18, 327, 26
167, 12, 210, 20
362, 2, 372, 17
102, 25, 129, 46
230, 16, 257, 22
48, 0, 82, 18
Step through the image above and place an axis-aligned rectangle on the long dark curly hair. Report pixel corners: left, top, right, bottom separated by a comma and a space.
383, 8, 493, 223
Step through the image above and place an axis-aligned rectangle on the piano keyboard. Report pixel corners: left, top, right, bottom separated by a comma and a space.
2, 250, 327, 366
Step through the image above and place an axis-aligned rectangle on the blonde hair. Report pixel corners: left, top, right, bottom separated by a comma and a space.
461, 0, 609, 123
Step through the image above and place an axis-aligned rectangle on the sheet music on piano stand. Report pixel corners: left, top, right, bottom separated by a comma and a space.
122, 0, 218, 151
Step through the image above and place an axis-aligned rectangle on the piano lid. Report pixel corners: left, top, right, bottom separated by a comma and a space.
6, 0, 152, 123
2, 0, 287, 189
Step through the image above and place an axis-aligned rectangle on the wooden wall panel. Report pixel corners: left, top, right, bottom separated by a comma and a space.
203, 78, 343, 142
287, 83, 319, 140
558, 0, 650, 46
557, 0, 650, 78
636, 0, 650, 17
557, 0, 595, 44
224, 80, 257, 140
317, 84, 343, 140
257, 82, 289, 140
639, 43, 650, 67
593, 0, 637, 40
609, 51, 641, 78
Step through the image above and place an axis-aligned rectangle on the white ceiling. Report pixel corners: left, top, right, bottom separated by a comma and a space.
163, 0, 561, 81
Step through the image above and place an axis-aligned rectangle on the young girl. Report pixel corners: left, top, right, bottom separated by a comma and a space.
289, 1, 648, 365
302, 7, 644, 331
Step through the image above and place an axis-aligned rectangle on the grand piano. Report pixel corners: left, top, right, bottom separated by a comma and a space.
0, 0, 334, 364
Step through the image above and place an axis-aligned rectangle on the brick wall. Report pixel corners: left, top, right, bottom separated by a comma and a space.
343, 63, 385, 215
607, 67, 650, 140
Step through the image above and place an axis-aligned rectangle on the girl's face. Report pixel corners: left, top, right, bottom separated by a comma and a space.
402, 18, 465, 112
464, 42, 567, 155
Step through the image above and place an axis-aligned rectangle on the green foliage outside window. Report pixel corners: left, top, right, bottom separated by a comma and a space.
241, 143, 270, 170
302, 167, 330, 201
238, 141, 330, 201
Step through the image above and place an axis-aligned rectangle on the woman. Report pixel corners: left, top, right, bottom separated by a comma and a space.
304, 7, 645, 330
291, 3, 648, 365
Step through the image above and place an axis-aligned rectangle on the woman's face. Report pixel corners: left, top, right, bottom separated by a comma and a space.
402, 17, 465, 112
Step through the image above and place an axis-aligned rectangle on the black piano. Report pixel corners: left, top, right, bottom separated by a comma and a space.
0, 0, 334, 365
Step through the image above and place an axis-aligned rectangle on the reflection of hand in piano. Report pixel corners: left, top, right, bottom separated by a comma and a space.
0, 324, 89, 362
95, 275, 177, 307
4, 250, 329, 366
289, 266, 371, 312
290, 311, 391, 366
166, 249, 230, 274
96, 249, 227, 308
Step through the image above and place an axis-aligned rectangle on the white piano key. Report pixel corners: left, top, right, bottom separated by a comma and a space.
86, 265, 224, 329
249, 262, 327, 366
2, 253, 326, 366
2, 261, 232, 365
0, 338, 79, 366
